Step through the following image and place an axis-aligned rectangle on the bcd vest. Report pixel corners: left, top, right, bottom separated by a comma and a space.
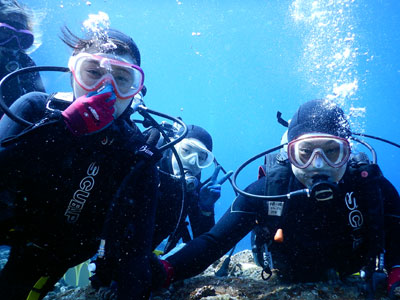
251, 151, 385, 279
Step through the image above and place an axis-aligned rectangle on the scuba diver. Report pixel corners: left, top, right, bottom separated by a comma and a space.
0, 26, 162, 300
153, 124, 233, 254
0, 0, 45, 118
153, 99, 400, 299
88, 123, 233, 297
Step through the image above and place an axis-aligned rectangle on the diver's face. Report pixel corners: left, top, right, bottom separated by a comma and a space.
171, 138, 213, 177
71, 52, 140, 118
292, 161, 347, 188
289, 133, 349, 188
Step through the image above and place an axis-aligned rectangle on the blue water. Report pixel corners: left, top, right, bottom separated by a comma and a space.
22, 0, 400, 253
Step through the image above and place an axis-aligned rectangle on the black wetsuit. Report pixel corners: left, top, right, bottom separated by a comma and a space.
0, 49, 45, 117
87, 149, 216, 295
0, 92, 159, 300
0, 91, 49, 137
153, 151, 215, 251
166, 155, 400, 282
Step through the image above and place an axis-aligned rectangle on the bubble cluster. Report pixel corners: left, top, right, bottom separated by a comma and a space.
290, 0, 365, 133
82, 11, 116, 53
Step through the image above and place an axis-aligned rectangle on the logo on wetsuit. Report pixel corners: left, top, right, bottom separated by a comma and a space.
139, 145, 154, 157
344, 191, 364, 248
64, 162, 100, 223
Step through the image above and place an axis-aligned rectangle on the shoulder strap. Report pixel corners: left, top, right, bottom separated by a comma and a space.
264, 153, 292, 195
346, 152, 383, 184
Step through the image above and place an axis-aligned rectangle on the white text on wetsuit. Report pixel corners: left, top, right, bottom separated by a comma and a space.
64, 162, 100, 223
344, 191, 364, 248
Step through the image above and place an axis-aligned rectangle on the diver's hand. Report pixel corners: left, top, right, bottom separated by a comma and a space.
150, 255, 175, 290
150, 255, 175, 291
96, 284, 117, 300
159, 259, 175, 288
199, 166, 233, 214
62, 85, 116, 136
88, 256, 113, 290
388, 267, 400, 299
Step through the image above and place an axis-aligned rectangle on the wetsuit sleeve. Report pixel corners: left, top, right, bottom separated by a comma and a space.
0, 92, 48, 138
381, 177, 400, 268
0, 111, 73, 241
187, 192, 215, 238
0, 107, 78, 191
166, 178, 266, 281
104, 164, 159, 300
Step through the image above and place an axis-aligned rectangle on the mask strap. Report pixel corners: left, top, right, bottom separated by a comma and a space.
276, 111, 289, 127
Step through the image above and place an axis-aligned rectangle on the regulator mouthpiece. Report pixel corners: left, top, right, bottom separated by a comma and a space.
310, 175, 337, 201
185, 174, 199, 192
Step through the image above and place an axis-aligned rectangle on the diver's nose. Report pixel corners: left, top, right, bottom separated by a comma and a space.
188, 156, 197, 166
312, 154, 325, 168
103, 77, 113, 86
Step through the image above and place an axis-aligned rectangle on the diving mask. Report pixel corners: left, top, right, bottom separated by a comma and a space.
68, 52, 144, 100
288, 135, 351, 169
176, 138, 214, 169
0, 22, 34, 50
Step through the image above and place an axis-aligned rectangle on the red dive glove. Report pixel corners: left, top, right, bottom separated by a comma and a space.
388, 267, 400, 297
160, 260, 175, 288
62, 84, 116, 136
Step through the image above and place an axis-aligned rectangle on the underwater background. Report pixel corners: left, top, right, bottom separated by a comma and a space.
22, 0, 400, 253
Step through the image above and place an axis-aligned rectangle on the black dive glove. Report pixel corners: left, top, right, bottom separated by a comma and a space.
96, 284, 118, 300
89, 256, 113, 290
150, 254, 175, 290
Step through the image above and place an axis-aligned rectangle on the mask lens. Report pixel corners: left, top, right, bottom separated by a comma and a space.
17, 31, 34, 49
0, 23, 34, 49
110, 65, 142, 96
288, 136, 350, 168
178, 143, 195, 158
295, 141, 313, 165
77, 58, 105, 87
0, 26, 11, 43
319, 140, 343, 164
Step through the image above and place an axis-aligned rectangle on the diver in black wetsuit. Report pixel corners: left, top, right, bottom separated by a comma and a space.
153, 124, 233, 253
155, 99, 400, 298
88, 124, 232, 298
0, 27, 160, 300
0, 0, 44, 117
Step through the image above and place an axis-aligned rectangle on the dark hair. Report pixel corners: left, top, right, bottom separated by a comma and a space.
288, 99, 351, 141
60, 26, 141, 65
0, 0, 33, 31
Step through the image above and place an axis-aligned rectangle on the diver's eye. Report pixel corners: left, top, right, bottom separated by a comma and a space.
85, 69, 104, 79
298, 148, 313, 162
115, 75, 129, 84
299, 148, 312, 155
180, 147, 191, 155
325, 148, 336, 155
324, 146, 340, 161
198, 152, 207, 163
